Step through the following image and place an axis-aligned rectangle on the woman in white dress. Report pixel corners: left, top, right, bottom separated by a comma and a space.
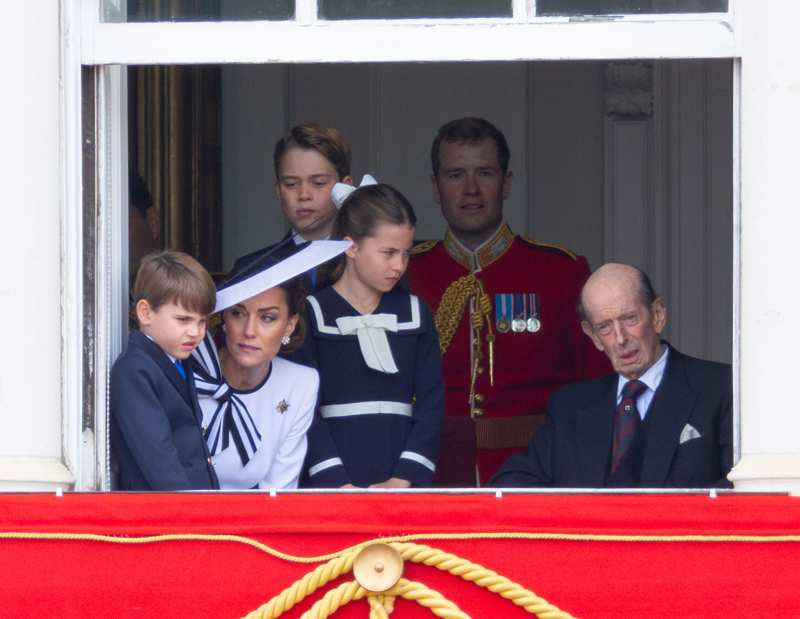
192, 241, 349, 489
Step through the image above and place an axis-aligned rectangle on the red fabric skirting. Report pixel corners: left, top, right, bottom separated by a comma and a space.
0, 492, 798, 618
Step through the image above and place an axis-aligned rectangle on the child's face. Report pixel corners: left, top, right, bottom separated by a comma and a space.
136, 300, 207, 360
345, 223, 415, 295
222, 287, 298, 372
275, 147, 347, 240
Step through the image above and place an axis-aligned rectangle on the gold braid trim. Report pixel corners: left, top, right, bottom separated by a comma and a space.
435, 274, 481, 356
434, 274, 496, 404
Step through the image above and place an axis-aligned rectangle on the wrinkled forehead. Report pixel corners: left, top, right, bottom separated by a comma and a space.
583, 278, 647, 322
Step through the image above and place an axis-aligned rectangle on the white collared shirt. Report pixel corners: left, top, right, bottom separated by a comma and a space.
290, 230, 330, 244
616, 345, 669, 420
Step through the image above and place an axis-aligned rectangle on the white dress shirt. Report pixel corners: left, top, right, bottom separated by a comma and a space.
616, 346, 669, 420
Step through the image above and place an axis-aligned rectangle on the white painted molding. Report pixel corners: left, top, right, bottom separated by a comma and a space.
84, 20, 736, 65
94, 65, 129, 490
728, 454, 800, 495
59, 0, 84, 491
0, 457, 74, 491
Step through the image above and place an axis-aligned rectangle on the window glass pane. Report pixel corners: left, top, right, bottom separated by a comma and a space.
319, 0, 512, 20
103, 0, 294, 22
536, 0, 727, 15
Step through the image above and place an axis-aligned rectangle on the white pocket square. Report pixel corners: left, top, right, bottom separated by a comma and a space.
679, 423, 702, 444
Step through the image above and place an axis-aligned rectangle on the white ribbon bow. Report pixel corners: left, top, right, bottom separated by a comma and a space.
335, 313, 399, 374
331, 174, 379, 209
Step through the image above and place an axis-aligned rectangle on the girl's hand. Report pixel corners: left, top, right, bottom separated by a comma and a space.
368, 477, 411, 489
340, 483, 358, 489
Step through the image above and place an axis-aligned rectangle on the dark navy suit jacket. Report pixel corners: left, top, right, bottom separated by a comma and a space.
111, 330, 219, 490
491, 345, 733, 488
231, 232, 292, 275
232, 232, 327, 291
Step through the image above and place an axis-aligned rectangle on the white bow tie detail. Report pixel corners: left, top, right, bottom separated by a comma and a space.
335, 313, 399, 374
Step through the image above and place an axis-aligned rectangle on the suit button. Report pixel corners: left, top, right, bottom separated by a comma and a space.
474, 393, 485, 404
202, 426, 207, 433
207, 457, 213, 465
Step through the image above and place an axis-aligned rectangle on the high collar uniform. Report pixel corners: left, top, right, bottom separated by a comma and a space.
406, 223, 609, 485
490, 344, 733, 488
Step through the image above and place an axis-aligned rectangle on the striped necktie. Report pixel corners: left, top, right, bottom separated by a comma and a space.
610, 379, 647, 475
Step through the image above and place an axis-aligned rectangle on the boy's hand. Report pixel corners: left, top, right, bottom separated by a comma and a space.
368, 478, 410, 489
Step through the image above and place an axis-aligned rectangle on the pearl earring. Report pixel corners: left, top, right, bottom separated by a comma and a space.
281, 335, 290, 346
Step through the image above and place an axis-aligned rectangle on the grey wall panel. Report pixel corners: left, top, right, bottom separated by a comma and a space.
221, 64, 287, 271
530, 62, 606, 268
375, 62, 529, 241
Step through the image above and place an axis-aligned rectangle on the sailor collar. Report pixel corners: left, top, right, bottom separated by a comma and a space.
443, 222, 514, 272
307, 287, 423, 339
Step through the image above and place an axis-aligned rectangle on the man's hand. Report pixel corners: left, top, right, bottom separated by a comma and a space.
368, 477, 411, 489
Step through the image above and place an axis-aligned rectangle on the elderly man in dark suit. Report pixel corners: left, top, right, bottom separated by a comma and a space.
491, 263, 732, 488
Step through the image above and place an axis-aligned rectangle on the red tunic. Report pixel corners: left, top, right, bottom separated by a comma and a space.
406, 223, 610, 485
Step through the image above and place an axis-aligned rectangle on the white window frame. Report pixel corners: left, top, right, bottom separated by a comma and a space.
63, 0, 743, 489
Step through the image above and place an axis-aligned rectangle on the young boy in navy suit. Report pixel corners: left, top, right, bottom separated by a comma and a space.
111, 251, 219, 490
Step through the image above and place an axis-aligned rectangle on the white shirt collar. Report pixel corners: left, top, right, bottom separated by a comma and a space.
144, 333, 178, 364
616, 344, 669, 400
291, 230, 330, 244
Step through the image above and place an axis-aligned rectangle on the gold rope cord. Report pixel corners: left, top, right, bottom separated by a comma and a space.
3, 530, 798, 618
434, 274, 496, 404
434, 274, 491, 357
295, 578, 469, 619
242, 540, 574, 619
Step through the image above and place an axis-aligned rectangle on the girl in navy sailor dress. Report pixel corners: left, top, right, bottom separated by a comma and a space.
298, 182, 444, 488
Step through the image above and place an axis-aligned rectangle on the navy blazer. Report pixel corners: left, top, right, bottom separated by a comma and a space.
111, 330, 219, 490
491, 345, 733, 488
231, 232, 291, 275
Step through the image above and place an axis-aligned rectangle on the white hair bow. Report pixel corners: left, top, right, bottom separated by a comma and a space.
331, 174, 378, 209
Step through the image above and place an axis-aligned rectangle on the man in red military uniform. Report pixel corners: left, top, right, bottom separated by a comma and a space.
406, 117, 609, 486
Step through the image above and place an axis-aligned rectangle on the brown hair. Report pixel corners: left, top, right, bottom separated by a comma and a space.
278, 276, 308, 353
218, 276, 309, 353
133, 251, 216, 318
323, 183, 417, 285
430, 117, 511, 176
273, 123, 352, 180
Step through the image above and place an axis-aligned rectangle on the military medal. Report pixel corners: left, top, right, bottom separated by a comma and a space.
495, 293, 511, 333
526, 293, 541, 333
511, 293, 526, 333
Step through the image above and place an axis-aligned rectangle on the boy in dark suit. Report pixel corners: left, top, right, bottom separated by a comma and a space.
111, 251, 219, 490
